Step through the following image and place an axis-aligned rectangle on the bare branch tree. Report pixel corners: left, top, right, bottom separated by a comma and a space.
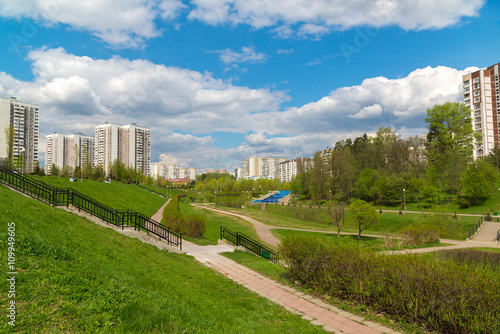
328, 202, 346, 237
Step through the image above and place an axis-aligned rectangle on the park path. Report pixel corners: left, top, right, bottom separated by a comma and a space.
192, 204, 500, 255
192, 203, 281, 247
151, 202, 400, 334
473, 222, 500, 241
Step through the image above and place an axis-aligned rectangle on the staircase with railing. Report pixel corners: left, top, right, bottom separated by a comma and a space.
0, 166, 182, 249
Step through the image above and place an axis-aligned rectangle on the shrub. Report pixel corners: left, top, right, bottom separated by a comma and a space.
280, 235, 500, 333
161, 195, 205, 238
401, 225, 439, 246
184, 214, 206, 238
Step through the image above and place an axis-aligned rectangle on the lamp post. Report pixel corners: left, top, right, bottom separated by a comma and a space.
21, 147, 25, 175
403, 188, 406, 211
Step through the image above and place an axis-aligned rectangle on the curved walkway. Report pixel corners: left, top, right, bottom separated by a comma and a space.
151, 201, 498, 333
193, 204, 500, 255
192, 203, 281, 247
163, 203, 400, 333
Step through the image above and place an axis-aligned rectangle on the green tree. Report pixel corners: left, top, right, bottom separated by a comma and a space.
328, 148, 356, 199
348, 199, 379, 240
50, 163, 60, 176
462, 159, 498, 204
425, 102, 476, 203
310, 151, 327, 202
355, 168, 377, 201
3, 125, 14, 169
486, 145, 500, 169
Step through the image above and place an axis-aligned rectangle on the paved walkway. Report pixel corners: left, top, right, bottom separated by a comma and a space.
163, 202, 400, 333
474, 222, 500, 241
193, 204, 500, 256
71, 197, 499, 333
192, 203, 281, 247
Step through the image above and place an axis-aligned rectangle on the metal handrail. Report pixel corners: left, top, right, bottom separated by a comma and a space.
220, 226, 279, 263
0, 166, 182, 248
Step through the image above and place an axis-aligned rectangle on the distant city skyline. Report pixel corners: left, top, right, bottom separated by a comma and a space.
0, 1, 499, 171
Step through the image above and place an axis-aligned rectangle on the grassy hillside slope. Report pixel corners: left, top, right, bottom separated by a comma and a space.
34, 176, 166, 217
0, 186, 323, 333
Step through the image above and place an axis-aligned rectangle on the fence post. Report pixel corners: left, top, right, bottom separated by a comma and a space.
180, 233, 182, 251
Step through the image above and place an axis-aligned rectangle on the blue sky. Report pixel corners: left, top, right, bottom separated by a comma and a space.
0, 0, 499, 171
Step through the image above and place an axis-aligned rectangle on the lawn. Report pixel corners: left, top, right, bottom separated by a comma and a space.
0, 185, 324, 333
271, 229, 442, 251
33, 176, 166, 217
214, 204, 477, 240
179, 203, 265, 247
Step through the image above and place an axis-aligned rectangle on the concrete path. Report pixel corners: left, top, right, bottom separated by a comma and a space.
473, 222, 500, 241
156, 203, 400, 333
192, 203, 281, 247
193, 204, 500, 256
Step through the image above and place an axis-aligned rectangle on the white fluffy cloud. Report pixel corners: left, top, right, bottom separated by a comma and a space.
212, 46, 268, 65
0, 47, 477, 169
188, 0, 484, 34
0, 0, 484, 47
246, 65, 474, 137
0, 0, 185, 48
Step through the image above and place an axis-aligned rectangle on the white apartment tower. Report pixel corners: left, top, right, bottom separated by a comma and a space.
279, 158, 313, 182
45, 133, 95, 173
242, 157, 287, 180
94, 123, 151, 176
463, 63, 500, 159
151, 162, 197, 181
0, 97, 39, 173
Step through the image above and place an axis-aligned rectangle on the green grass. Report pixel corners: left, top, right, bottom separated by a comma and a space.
33, 176, 166, 217
180, 203, 265, 247
271, 229, 442, 251
0, 185, 324, 333
376, 185, 500, 215
214, 205, 477, 240
221, 251, 287, 282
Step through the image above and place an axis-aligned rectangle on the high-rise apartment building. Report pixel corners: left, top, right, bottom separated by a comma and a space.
279, 158, 313, 182
151, 162, 197, 181
463, 63, 500, 159
242, 157, 287, 180
94, 123, 151, 176
45, 133, 95, 173
0, 97, 39, 173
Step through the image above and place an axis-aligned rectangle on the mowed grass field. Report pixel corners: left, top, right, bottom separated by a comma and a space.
0, 185, 324, 333
221, 204, 478, 240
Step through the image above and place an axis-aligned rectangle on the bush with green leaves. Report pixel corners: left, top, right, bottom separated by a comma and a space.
279, 235, 500, 334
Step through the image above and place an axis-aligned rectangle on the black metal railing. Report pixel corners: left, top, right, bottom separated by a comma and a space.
0, 166, 181, 249
467, 216, 484, 239
220, 227, 279, 263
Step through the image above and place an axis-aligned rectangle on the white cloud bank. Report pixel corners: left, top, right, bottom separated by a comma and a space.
0, 47, 478, 169
0, 0, 186, 48
188, 0, 485, 36
0, 0, 485, 47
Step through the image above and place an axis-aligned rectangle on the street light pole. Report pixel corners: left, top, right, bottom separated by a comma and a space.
21, 147, 25, 175
403, 188, 406, 211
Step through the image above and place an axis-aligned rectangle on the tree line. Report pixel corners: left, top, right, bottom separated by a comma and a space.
291, 102, 499, 207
